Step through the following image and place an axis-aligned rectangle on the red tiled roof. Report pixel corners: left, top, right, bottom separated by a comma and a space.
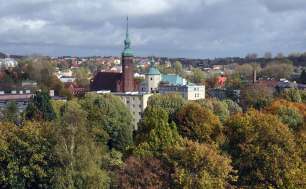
91, 72, 122, 91
253, 79, 280, 87
67, 88, 85, 96
218, 77, 227, 86
0, 73, 4, 79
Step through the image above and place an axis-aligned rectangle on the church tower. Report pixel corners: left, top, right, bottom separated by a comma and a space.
145, 57, 162, 92
121, 16, 134, 92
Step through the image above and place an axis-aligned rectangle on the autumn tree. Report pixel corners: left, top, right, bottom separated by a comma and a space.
258, 63, 294, 79
59, 61, 69, 70
163, 139, 237, 189
0, 121, 58, 188
224, 109, 306, 188
174, 104, 222, 143
241, 85, 273, 109
59, 88, 74, 101
116, 154, 171, 189
134, 107, 183, 157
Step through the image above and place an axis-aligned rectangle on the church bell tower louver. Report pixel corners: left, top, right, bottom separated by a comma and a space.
121, 16, 134, 92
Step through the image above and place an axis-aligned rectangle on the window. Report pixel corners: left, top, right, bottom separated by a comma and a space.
139, 112, 141, 116
133, 104, 135, 108
142, 88, 144, 91
195, 94, 196, 97
126, 97, 130, 104
183, 94, 184, 97
197, 93, 199, 97
151, 78, 153, 80
120, 97, 123, 101
194, 88, 196, 90
132, 97, 135, 101
133, 112, 135, 115
139, 105, 141, 108
139, 97, 141, 101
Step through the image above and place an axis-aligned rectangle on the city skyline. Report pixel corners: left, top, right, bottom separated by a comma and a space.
0, 0, 306, 59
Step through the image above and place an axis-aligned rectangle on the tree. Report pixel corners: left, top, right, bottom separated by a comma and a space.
146, 92, 191, 123
172, 61, 183, 75
24, 89, 57, 122
81, 93, 133, 151
241, 85, 273, 109
222, 99, 242, 117
190, 68, 206, 83
53, 101, 110, 188
116, 154, 171, 189
49, 76, 63, 95
59, 88, 73, 101
1, 100, 19, 124
174, 104, 222, 143
211, 98, 230, 124
134, 107, 183, 157
264, 51, 272, 58
224, 109, 306, 188
259, 63, 294, 79
0, 121, 58, 188
59, 61, 69, 70
300, 69, 306, 84
282, 86, 302, 103
264, 100, 306, 132
235, 64, 254, 80
276, 52, 284, 58
163, 139, 237, 189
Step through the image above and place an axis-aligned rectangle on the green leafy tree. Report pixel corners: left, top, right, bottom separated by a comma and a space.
134, 107, 183, 157
81, 93, 133, 151
53, 101, 110, 188
222, 99, 242, 117
2, 100, 19, 124
24, 90, 57, 122
59, 88, 74, 101
224, 109, 306, 188
146, 93, 191, 123
174, 104, 222, 143
0, 121, 58, 188
163, 139, 237, 189
278, 106, 303, 131
190, 68, 206, 83
282, 86, 302, 103
211, 98, 230, 124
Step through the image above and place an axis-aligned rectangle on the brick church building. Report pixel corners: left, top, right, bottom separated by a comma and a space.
90, 17, 140, 92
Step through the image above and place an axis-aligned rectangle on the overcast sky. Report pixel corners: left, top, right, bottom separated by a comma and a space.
0, 0, 306, 59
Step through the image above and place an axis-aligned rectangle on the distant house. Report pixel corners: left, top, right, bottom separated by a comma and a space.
67, 88, 85, 96
59, 76, 75, 83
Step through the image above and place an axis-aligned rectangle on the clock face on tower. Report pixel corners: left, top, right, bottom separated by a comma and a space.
125, 65, 129, 69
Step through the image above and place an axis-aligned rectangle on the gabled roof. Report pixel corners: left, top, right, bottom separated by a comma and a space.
91, 72, 122, 91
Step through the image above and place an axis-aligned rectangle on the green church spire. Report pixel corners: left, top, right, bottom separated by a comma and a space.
150, 57, 155, 67
122, 15, 134, 57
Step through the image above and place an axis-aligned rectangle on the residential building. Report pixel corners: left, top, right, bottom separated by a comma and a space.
59, 76, 75, 82
159, 84, 205, 101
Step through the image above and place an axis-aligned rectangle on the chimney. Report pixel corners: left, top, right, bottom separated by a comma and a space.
253, 70, 256, 83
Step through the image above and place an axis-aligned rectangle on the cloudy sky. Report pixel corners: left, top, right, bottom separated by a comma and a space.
0, 0, 306, 59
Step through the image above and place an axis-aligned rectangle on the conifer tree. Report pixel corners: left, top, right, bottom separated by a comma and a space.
24, 89, 57, 122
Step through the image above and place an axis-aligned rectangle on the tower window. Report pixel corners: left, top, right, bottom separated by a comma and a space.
151, 78, 153, 80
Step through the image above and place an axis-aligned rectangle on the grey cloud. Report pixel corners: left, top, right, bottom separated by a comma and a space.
0, 0, 305, 58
